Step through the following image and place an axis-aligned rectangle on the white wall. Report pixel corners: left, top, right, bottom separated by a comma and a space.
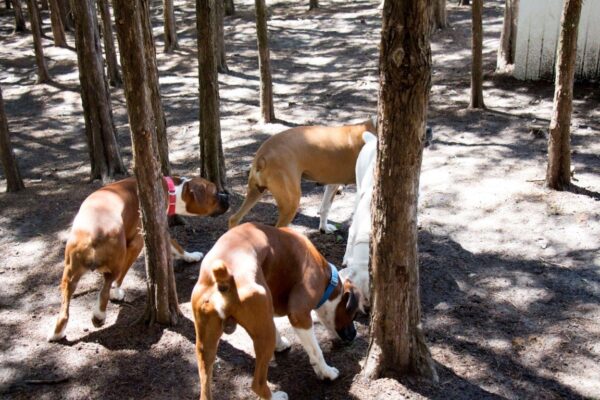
513, 0, 600, 80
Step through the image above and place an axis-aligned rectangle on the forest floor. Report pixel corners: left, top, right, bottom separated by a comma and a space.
1, 0, 600, 399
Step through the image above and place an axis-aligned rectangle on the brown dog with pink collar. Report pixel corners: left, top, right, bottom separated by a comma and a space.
48, 176, 229, 342
191, 222, 361, 400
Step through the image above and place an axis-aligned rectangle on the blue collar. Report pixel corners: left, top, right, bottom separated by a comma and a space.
315, 262, 339, 309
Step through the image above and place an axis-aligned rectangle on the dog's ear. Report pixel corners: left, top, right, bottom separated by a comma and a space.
187, 181, 207, 205
343, 282, 360, 315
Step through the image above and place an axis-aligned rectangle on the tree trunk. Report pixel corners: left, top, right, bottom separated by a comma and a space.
546, 0, 582, 191
458, 0, 470, 5
309, 0, 318, 10
163, 0, 179, 52
6, 0, 11, 9
431, 0, 447, 31
361, 0, 437, 382
71, 0, 125, 182
254, 0, 274, 122
196, 0, 226, 191
0, 86, 25, 192
57, 0, 73, 31
496, 0, 518, 72
11, 0, 26, 32
25, 0, 50, 83
97, 0, 122, 87
469, 0, 485, 109
49, 0, 67, 47
40, 0, 48, 10
112, 0, 181, 326
140, 0, 170, 175
224, 0, 233, 16
215, 0, 228, 73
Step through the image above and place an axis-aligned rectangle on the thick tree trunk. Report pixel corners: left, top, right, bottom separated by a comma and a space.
197, 0, 226, 191
11, 0, 26, 32
140, 0, 170, 175
0, 86, 25, 192
309, 0, 318, 10
254, 0, 274, 122
215, 0, 228, 73
25, 0, 50, 83
431, 0, 447, 31
97, 0, 122, 87
49, 0, 67, 47
546, 0, 582, 191
470, 0, 485, 109
112, 0, 181, 326
163, 0, 179, 53
496, 0, 518, 72
361, 0, 437, 382
71, 0, 125, 182
224, 0, 233, 16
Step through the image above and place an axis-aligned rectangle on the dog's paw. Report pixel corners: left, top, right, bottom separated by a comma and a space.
47, 326, 66, 342
319, 223, 338, 234
275, 335, 291, 352
270, 391, 289, 400
92, 307, 106, 328
110, 286, 125, 301
183, 251, 204, 263
316, 365, 339, 381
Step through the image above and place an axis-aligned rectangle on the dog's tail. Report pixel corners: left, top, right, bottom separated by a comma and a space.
211, 259, 233, 293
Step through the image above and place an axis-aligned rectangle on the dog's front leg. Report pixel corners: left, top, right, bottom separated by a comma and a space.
293, 326, 339, 380
170, 239, 203, 263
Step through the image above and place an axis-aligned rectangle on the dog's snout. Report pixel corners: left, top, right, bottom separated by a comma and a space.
338, 323, 357, 343
218, 191, 230, 211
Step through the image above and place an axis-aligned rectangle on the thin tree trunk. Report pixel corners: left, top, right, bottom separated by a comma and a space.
361, 0, 437, 382
470, 0, 485, 109
40, 0, 48, 10
224, 0, 233, 16
25, 0, 50, 83
197, 0, 226, 191
163, 0, 179, 52
546, 0, 582, 191
215, 0, 228, 73
11, 0, 26, 32
6, 0, 11, 9
49, 0, 67, 47
112, 0, 181, 326
57, 0, 73, 31
458, 0, 470, 5
140, 0, 170, 175
71, 0, 125, 182
431, 0, 447, 31
309, 0, 318, 10
0, 86, 25, 192
97, 0, 122, 87
254, 0, 274, 122
496, 0, 518, 72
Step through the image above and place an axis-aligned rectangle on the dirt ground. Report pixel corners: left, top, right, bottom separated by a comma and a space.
1, 0, 599, 399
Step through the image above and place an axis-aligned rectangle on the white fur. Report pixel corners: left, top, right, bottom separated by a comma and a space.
93, 298, 106, 323
275, 326, 291, 352
314, 291, 343, 337
293, 327, 339, 380
342, 131, 376, 307
318, 184, 340, 233
47, 323, 66, 342
262, 392, 288, 400
210, 291, 227, 320
174, 177, 193, 216
109, 283, 125, 301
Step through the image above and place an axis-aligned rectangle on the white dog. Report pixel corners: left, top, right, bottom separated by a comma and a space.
341, 131, 376, 309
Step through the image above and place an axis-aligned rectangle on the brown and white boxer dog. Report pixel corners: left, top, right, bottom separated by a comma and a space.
228, 117, 376, 234
191, 222, 361, 400
47, 176, 229, 342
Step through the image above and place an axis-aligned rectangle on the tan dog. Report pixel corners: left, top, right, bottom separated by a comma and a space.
191, 222, 361, 400
229, 117, 376, 233
48, 176, 229, 342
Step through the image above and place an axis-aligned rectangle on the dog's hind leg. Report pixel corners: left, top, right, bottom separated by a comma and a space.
229, 182, 264, 229
48, 259, 84, 341
92, 272, 115, 327
111, 235, 143, 301
270, 177, 300, 228
318, 184, 340, 234
194, 310, 223, 400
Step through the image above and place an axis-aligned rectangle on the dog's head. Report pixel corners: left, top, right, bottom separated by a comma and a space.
178, 176, 229, 216
315, 276, 362, 343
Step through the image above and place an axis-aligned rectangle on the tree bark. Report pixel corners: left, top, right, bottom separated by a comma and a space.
215, 0, 228, 73
140, 0, 170, 175
309, 0, 318, 10
254, 0, 274, 122
469, 0, 485, 109
71, 0, 125, 182
97, 0, 122, 87
361, 0, 437, 382
25, 0, 50, 83
40, 0, 48, 10
430, 0, 447, 31
49, 0, 67, 47
197, 0, 227, 191
546, 0, 582, 191
163, 0, 179, 52
11, 0, 26, 32
57, 0, 73, 31
0, 86, 25, 192
112, 0, 181, 326
224, 0, 233, 16
496, 0, 518, 72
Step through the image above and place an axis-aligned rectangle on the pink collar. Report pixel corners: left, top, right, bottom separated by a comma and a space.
164, 176, 177, 216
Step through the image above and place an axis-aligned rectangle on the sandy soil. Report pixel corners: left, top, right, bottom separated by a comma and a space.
1, 0, 599, 399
